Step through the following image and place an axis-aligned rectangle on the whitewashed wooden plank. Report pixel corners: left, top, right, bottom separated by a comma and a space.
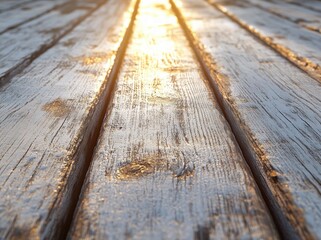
171, 0, 321, 238
0, 0, 106, 85
69, 0, 278, 239
245, 0, 321, 33
208, 0, 321, 82
0, 0, 68, 34
285, 0, 321, 13
0, 0, 34, 13
0, 0, 137, 238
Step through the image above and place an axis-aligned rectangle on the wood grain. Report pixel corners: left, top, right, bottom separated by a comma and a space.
0, 0, 136, 238
69, 0, 278, 239
171, 0, 321, 238
284, 0, 321, 13
0, 0, 68, 34
0, 0, 34, 13
245, 0, 321, 33
207, 0, 321, 82
0, 0, 106, 85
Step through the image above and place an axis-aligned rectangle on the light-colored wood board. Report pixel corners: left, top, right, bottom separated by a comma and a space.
0, 0, 106, 85
245, 0, 321, 33
0, 0, 136, 238
208, 0, 321, 82
171, 0, 321, 238
284, 0, 321, 13
69, 0, 278, 239
0, 0, 68, 34
0, 0, 34, 13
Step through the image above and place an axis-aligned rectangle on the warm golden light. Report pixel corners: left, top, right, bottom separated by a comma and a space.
127, 0, 184, 104
134, 0, 177, 59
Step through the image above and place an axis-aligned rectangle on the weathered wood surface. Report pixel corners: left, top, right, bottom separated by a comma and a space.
245, 0, 321, 33
69, 0, 278, 239
0, 0, 68, 34
171, 0, 321, 238
207, 0, 321, 82
0, 0, 34, 13
0, 0, 106, 85
285, 0, 321, 13
0, 0, 137, 238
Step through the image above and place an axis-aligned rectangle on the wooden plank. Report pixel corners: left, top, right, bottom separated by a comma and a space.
0, 0, 137, 238
0, 0, 68, 34
285, 0, 321, 13
207, 0, 321, 82
245, 0, 321, 33
0, 0, 106, 85
170, 0, 321, 238
0, 0, 34, 13
69, 0, 278, 239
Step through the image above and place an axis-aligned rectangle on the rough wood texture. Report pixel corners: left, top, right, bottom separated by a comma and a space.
0, 0, 136, 238
245, 0, 321, 33
207, 0, 321, 82
0, 0, 34, 13
0, 0, 106, 85
284, 0, 321, 14
69, 0, 278, 239
171, 0, 321, 238
0, 0, 68, 34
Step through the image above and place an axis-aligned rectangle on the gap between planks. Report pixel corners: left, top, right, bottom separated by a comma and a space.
0, 0, 73, 35
0, 0, 35, 13
244, 0, 321, 34
59, 0, 141, 238
207, 0, 321, 84
169, 0, 305, 238
0, 0, 106, 88
280, 0, 321, 15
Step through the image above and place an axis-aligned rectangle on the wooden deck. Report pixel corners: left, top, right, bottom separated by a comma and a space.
0, 0, 320, 239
